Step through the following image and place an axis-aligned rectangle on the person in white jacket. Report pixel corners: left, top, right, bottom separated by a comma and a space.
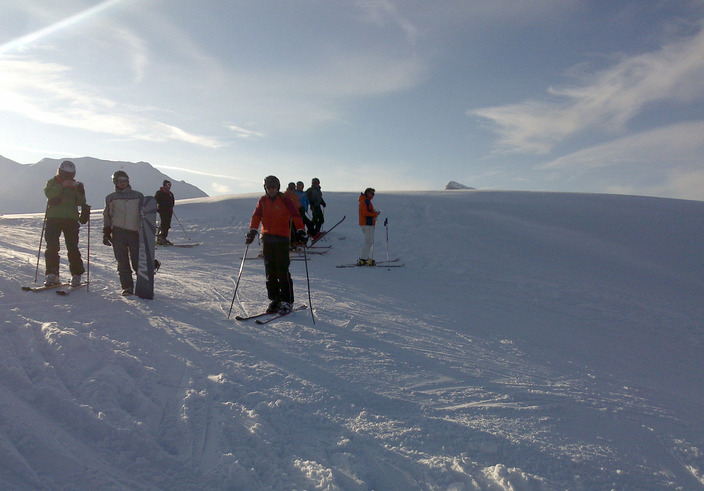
102, 170, 144, 295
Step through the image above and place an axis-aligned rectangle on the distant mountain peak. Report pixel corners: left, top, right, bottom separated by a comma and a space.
445, 181, 475, 190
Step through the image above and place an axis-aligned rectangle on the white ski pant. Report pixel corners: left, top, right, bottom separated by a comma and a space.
360, 225, 375, 259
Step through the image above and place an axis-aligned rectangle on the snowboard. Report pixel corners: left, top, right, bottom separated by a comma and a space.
135, 196, 157, 299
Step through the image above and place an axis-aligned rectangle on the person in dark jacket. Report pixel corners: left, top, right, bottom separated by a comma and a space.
155, 180, 175, 245
357, 187, 381, 266
43, 160, 90, 287
305, 177, 326, 238
246, 175, 307, 314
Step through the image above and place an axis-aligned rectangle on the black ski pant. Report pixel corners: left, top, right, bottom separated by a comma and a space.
158, 210, 172, 239
45, 218, 85, 277
112, 227, 139, 290
262, 236, 293, 304
310, 206, 324, 237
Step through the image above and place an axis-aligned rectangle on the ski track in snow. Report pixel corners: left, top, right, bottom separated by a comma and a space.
1, 190, 703, 490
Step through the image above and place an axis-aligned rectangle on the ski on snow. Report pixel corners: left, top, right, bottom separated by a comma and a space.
309, 216, 346, 246
22, 283, 71, 292
56, 282, 90, 296
256, 305, 308, 324
336, 258, 404, 268
157, 242, 201, 248
235, 305, 308, 323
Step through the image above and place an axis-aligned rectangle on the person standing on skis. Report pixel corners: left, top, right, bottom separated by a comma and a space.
295, 181, 313, 235
306, 177, 326, 238
246, 175, 307, 313
155, 180, 175, 245
358, 187, 381, 266
43, 160, 90, 287
284, 182, 304, 248
103, 170, 144, 296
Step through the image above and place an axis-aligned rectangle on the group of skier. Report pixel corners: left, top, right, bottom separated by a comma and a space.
40, 162, 382, 313
42, 161, 174, 296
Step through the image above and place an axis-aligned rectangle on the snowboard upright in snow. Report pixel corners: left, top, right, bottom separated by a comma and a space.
135, 196, 157, 299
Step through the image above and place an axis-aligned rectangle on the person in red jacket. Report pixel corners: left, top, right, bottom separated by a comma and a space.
246, 176, 307, 313
358, 187, 381, 266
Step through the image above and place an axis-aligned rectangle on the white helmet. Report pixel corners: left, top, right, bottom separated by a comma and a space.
58, 160, 76, 179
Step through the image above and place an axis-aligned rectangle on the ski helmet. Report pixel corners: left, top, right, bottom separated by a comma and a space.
263, 175, 280, 190
112, 170, 129, 185
58, 160, 76, 179
312, 177, 320, 186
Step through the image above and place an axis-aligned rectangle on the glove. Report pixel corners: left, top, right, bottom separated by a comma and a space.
61, 179, 77, 189
245, 229, 257, 245
321, 200, 326, 208
79, 204, 91, 224
103, 226, 112, 246
296, 229, 307, 244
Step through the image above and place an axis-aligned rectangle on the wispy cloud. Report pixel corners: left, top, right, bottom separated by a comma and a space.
539, 121, 704, 171
0, 57, 222, 148
471, 21, 704, 154
356, 0, 420, 42
227, 125, 265, 140
539, 121, 704, 200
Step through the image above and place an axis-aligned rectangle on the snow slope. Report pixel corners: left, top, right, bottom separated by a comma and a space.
1, 190, 703, 490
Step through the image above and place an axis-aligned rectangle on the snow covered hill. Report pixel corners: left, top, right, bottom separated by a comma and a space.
0, 156, 207, 214
1, 190, 703, 489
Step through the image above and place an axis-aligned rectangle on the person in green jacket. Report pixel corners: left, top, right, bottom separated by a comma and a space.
43, 161, 90, 287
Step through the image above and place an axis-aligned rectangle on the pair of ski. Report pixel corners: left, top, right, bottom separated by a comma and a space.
22, 282, 89, 295
156, 242, 201, 248
235, 305, 308, 324
308, 216, 346, 246
336, 258, 404, 268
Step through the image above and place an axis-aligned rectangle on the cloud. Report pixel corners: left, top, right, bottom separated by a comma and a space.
538, 121, 704, 171
227, 125, 265, 140
538, 121, 704, 200
0, 57, 221, 148
471, 21, 704, 154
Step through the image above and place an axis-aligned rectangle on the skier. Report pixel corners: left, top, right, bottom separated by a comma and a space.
42, 160, 90, 286
358, 187, 381, 266
295, 181, 313, 235
103, 171, 145, 295
155, 179, 175, 245
305, 177, 326, 238
246, 175, 307, 313
284, 182, 304, 248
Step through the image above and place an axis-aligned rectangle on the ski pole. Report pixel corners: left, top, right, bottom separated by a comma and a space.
34, 203, 49, 283
173, 211, 190, 241
302, 245, 315, 324
227, 242, 249, 319
86, 210, 90, 292
384, 218, 390, 265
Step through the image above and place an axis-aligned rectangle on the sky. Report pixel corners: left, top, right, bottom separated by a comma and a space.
2, 0, 704, 200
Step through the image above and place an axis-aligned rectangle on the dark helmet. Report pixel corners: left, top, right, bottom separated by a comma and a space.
112, 170, 129, 185
312, 177, 320, 185
263, 175, 280, 190
58, 160, 76, 179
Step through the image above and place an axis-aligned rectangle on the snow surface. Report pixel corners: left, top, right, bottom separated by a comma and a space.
1, 190, 703, 490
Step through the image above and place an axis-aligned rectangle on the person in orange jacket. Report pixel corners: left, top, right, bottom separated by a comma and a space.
246, 176, 307, 313
358, 187, 381, 266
